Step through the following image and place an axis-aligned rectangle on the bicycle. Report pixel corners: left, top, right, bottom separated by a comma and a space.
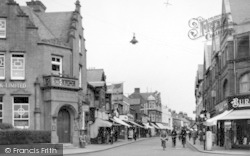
161, 139, 167, 150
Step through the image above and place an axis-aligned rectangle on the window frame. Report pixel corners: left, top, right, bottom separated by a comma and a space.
79, 66, 82, 88
239, 73, 250, 94
11, 53, 25, 80
51, 55, 62, 76
0, 53, 5, 79
0, 18, 6, 39
12, 96, 30, 129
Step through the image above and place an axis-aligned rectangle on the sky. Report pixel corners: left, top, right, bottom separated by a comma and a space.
16, 0, 222, 119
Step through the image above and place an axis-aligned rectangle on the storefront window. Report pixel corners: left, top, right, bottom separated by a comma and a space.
232, 120, 250, 146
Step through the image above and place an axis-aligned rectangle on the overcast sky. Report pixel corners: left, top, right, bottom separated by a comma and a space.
17, 0, 222, 119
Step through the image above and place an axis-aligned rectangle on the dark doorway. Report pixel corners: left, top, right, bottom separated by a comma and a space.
57, 108, 71, 143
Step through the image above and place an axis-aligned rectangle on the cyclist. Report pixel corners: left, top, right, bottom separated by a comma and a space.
180, 127, 187, 148
160, 130, 168, 150
171, 127, 177, 147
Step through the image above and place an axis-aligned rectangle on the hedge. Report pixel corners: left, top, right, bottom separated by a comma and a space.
0, 130, 51, 145
0, 123, 14, 130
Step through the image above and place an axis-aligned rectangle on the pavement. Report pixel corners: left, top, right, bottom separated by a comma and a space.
186, 137, 250, 155
63, 137, 150, 155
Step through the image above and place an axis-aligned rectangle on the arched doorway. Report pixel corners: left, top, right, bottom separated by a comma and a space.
57, 107, 71, 143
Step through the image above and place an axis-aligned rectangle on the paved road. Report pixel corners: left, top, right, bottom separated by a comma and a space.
68, 137, 223, 156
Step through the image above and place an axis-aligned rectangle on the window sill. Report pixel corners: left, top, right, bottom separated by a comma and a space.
9, 79, 26, 81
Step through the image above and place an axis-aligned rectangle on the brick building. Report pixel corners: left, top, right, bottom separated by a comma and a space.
201, 0, 250, 149
0, 0, 87, 146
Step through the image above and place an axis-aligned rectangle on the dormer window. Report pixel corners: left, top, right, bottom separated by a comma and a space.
0, 18, 6, 38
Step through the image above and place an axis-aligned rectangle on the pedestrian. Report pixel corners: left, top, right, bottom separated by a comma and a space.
192, 130, 197, 145
133, 128, 137, 141
110, 129, 114, 144
188, 130, 191, 140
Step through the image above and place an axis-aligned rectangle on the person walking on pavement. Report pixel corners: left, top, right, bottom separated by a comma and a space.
192, 130, 198, 145
133, 128, 137, 141
171, 127, 177, 147
110, 129, 114, 144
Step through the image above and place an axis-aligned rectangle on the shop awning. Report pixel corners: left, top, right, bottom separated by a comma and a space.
150, 123, 160, 129
112, 117, 131, 127
143, 123, 154, 129
126, 120, 144, 128
218, 109, 250, 120
94, 118, 112, 127
156, 123, 169, 130
205, 110, 233, 126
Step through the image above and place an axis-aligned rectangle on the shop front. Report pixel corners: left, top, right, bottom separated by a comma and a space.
218, 95, 250, 149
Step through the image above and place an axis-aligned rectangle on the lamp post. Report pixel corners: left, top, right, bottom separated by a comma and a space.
200, 109, 207, 150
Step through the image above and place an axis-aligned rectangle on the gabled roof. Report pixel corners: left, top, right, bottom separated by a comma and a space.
140, 92, 154, 101
21, 6, 55, 40
38, 12, 73, 42
228, 0, 250, 25
20, 6, 73, 43
87, 69, 105, 82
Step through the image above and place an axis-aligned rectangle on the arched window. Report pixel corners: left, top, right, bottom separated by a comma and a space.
223, 80, 229, 99
239, 73, 250, 93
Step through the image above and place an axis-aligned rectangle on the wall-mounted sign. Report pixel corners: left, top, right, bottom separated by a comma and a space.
0, 82, 26, 89
215, 100, 228, 113
230, 98, 250, 109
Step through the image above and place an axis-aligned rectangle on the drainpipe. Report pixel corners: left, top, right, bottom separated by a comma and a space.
234, 38, 236, 95
34, 77, 41, 130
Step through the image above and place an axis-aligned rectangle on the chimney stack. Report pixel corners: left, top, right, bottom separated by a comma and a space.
134, 88, 140, 94
27, 0, 46, 13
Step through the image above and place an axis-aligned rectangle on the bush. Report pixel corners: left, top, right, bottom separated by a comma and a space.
0, 123, 14, 130
0, 130, 51, 145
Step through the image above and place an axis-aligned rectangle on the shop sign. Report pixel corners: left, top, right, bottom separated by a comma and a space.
82, 105, 89, 112
215, 100, 228, 113
230, 97, 250, 109
0, 82, 26, 89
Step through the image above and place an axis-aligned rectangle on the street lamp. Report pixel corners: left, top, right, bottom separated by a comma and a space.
199, 109, 207, 150
130, 33, 138, 44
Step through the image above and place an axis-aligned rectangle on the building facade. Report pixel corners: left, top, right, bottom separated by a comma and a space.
0, 0, 87, 146
200, 0, 250, 149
